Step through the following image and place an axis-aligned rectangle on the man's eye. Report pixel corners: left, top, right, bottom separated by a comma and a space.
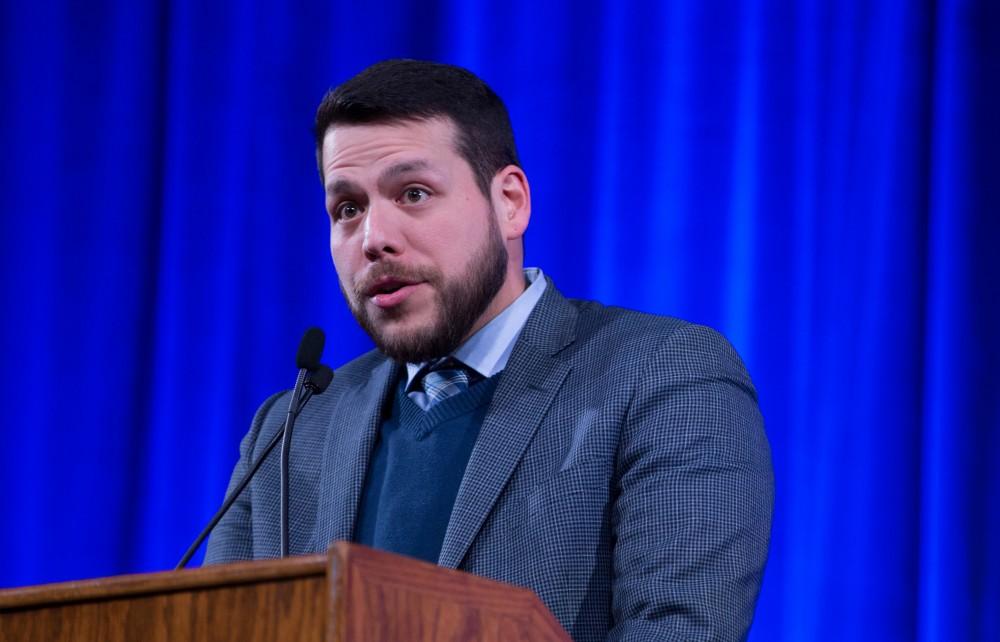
402, 188, 429, 204
334, 202, 362, 221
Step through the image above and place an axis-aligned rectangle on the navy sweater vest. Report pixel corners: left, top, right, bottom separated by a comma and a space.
353, 373, 501, 563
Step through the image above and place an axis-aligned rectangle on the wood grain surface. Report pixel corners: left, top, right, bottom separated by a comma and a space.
0, 555, 328, 642
0, 544, 570, 641
329, 542, 570, 642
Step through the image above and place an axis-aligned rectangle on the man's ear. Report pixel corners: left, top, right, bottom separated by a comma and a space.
492, 165, 531, 240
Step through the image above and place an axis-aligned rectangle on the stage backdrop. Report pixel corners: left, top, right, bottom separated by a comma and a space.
1, 1, 997, 640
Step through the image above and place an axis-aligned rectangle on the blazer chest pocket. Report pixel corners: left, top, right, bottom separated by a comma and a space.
515, 458, 613, 526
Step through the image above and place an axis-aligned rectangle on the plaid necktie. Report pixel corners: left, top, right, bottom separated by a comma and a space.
415, 358, 479, 408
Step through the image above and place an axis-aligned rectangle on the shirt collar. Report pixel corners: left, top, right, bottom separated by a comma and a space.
405, 268, 547, 388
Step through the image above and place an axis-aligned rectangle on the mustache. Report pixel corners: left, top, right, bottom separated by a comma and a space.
353, 262, 439, 298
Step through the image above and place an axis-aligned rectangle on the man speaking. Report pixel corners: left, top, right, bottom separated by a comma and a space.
205, 59, 773, 641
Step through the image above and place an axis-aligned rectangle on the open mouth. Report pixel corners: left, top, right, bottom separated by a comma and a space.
364, 277, 423, 309
366, 277, 416, 298
374, 282, 406, 295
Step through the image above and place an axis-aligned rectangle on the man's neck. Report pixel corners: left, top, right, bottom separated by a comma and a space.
404, 268, 547, 392
459, 265, 528, 344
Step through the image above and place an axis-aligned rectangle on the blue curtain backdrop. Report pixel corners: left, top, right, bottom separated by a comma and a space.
1, 1, 997, 640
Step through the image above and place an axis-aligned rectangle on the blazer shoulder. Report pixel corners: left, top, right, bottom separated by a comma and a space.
248, 348, 389, 439
331, 348, 389, 382
299, 348, 393, 416
564, 297, 749, 377
568, 297, 694, 346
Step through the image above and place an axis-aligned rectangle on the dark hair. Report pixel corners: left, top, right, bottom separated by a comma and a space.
314, 59, 521, 196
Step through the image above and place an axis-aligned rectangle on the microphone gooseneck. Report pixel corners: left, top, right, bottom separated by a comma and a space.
280, 328, 327, 557
175, 387, 323, 569
176, 327, 331, 569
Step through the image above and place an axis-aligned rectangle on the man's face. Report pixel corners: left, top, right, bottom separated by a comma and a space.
321, 117, 509, 363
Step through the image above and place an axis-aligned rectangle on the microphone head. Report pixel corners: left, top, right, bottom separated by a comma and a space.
306, 365, 335, 394
296, 327, 325, 370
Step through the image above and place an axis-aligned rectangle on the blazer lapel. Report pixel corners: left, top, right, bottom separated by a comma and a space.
438, 283, 577, 569
312, 357, 399, 550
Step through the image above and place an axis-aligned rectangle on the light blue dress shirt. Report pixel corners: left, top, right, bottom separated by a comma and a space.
405, 268, 547, 410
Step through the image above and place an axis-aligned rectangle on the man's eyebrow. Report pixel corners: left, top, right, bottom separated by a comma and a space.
325, 161, 438, 196
326, 177, 360, 197
378, 160, 434, 186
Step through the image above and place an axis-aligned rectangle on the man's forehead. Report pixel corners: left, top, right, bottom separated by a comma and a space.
322, 117, 457, 153
320, 118, 460, 182
325, 159, 440, 195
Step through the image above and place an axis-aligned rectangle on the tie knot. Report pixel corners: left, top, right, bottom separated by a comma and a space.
412, 358, 480, 406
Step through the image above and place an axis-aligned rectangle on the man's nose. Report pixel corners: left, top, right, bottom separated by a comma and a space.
361, 202, 403, 261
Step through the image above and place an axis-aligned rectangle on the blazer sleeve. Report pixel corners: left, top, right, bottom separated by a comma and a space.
203, 390, 286, 565
609, 324, 774, 641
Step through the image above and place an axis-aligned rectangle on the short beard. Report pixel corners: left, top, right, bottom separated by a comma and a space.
342, 218, 509, 364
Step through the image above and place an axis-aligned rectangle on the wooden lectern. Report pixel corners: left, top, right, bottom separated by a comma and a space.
0, 542, 570, 641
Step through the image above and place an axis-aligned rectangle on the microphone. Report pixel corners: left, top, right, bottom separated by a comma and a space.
296, 327, 325, 370
175, 331, 332, 569
281, 328, 326, 557
306, 364, 334, 393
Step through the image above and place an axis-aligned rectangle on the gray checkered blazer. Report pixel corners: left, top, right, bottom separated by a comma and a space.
206, 280, 773, 641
